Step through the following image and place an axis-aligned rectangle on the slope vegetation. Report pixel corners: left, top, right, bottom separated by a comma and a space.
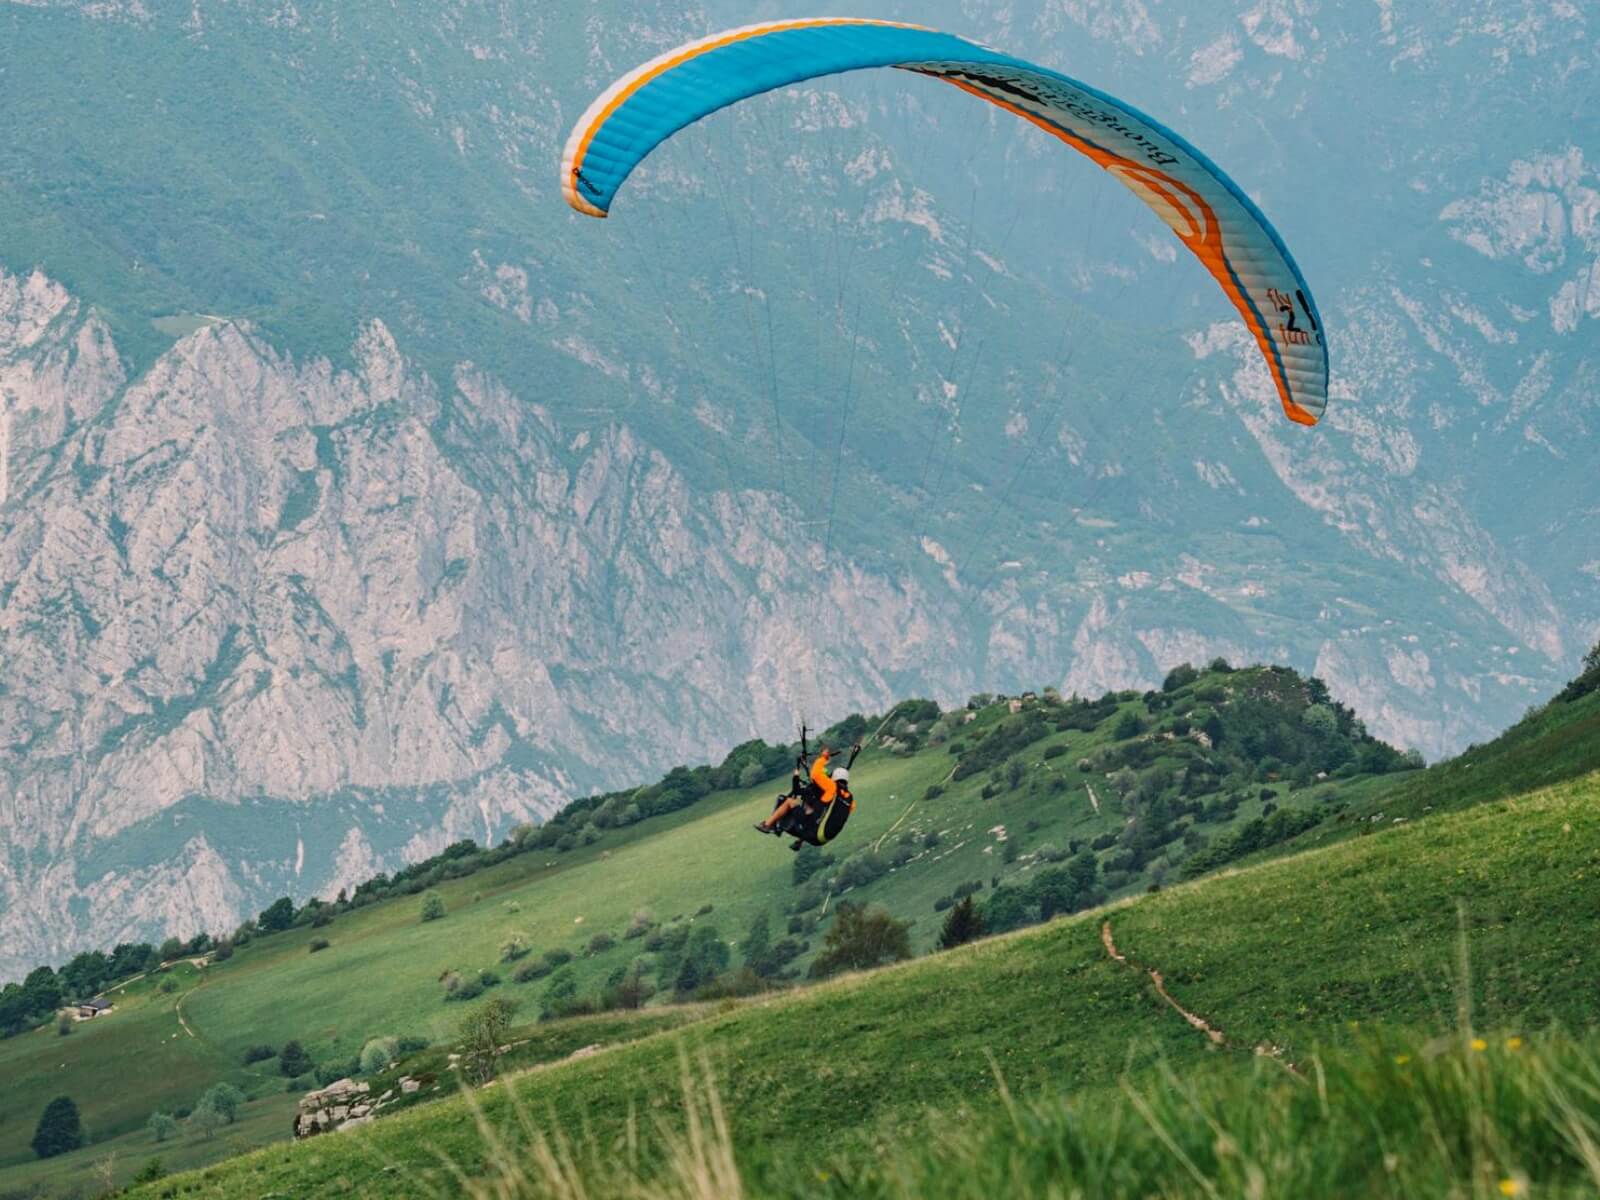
124, 768, 1600, 1198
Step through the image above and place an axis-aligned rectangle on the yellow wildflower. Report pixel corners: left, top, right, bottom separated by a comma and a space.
1506, 1037, 1523, 1051
1499, 1178, 1525, 1197
1471, 1038, 1488, 1052
1394, 1054, 1410, 1066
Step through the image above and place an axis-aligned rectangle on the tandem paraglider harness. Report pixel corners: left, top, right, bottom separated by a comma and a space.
770, 727, 859, 849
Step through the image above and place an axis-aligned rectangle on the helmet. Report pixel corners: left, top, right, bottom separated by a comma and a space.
831, 766, 850, 784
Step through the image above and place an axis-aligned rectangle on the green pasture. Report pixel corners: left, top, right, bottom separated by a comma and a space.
128, 772, 1600, 1198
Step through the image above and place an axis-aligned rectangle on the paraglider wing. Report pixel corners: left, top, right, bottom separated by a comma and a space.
562, 18, 1329, 426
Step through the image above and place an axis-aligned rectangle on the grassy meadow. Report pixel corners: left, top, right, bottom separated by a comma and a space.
120, 770, 1600, 1198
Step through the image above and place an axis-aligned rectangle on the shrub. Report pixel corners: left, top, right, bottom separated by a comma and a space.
396, 1035, 430, 1056
314, 1061, 359, 1087
242, 1044, 275, 1065
933, 895, 954, 912
308, 937, 331, 953
445, 977, 484, 1003
133, 1158, 167, 1185
478, 969, 501, 989
923, 784, 945, 801
544, 948, 574, 968
624, 909, 654, 939
500, 934, 531, 963
1036, 843, 1068, 863
146, 1111, 178, 1143
279, 1040, 313, 1078
1113, 712, 1144, 740
420, 892, 446, 923
809, 904, 912, 979
953, 879, 984, 899
586, 933, 617, 955
835, 852, 889, 890
1042, 744, 1067, 760
513, 959, 552, 984
358, 1039, 399, 1079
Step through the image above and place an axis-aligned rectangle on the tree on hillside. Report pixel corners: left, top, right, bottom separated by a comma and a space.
938, 896, 987, 950
195, 1083, 244, 1126
740, 911, 772, 972
458, 997, 518, 1086
674, 925, 731, 995
279, 1040, 313, 1078
1163, 663, 1200, 692
810, 904, 912, 979
420, 892, 447, 923
31, 1096, 84, 1159
146, 1111, 178, 1143
192, 1104, 226, 1140
257, 897, 295, 934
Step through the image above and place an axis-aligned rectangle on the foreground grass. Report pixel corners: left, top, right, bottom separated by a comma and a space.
128, 773, 1600, 1198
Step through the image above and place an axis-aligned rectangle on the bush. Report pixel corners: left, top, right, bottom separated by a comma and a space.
146, 1111, 178, 1143
396, 1035, 431, 1056
314, 1061, 359, 1087
445, 974, 485, 1003
360, 1040, 405, 1082
500, 934, 531, 963
933, 895, 954, 912
279, 1040, 313, 1078
1113, 711, 1144, 740
586, 933, 617, 956
835, 852, 889, 890
242, 1044, 275, 1065
624, 909, 655, 939
923, 784, 945, 801
1035, 843, 1068, 863
809, 904, 912, 979
478, 969, 501, 989
420, 892, 446, 923
1042, 744, 1067, 760
133, 1157, 167, 1185
308, 937, 330, 953
953, 879, 984, 899
513, 959, 552, 984
544, 948, 574, 968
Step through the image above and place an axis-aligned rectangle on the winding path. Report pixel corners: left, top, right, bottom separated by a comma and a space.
1101, 920, 1225, 1045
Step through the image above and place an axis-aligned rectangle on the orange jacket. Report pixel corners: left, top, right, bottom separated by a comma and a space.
810, 750, 837, 805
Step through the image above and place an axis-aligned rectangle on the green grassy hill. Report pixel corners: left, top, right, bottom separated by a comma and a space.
5, 659, 1597, 1196
122, 768, 1600, 1198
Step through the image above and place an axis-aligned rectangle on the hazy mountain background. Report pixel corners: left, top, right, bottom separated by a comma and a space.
1, 0, 1594, 977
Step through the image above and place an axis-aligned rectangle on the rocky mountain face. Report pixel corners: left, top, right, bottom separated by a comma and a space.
1, 0, 1595, 977
0, 265, 963, 974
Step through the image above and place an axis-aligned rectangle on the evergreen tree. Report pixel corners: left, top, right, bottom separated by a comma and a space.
279, 1039, 313, 1078
31, 1096, 84, 1159
937, 896, 987, 950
